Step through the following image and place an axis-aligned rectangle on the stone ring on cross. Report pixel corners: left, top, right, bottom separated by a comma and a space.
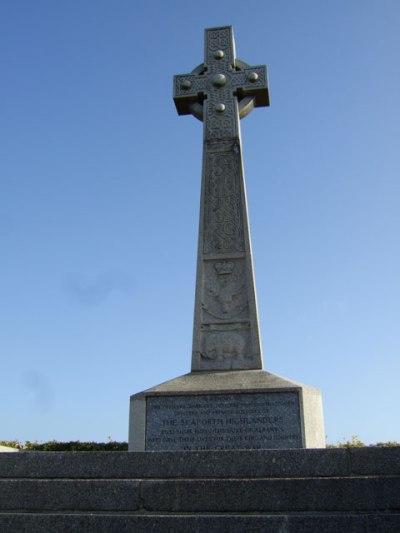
174, 26, 269, 132
181, 60, 267, 122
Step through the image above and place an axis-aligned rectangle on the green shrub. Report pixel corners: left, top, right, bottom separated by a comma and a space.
327, 435, 365, 448
327, 435, 399, 448
1, 437, 399, 451
0, 440, 23, 450
23, 440, 128, 451
1, 440, 128, 451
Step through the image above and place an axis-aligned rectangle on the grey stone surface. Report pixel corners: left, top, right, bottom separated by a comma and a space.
174, 26, 269, 372
0, 448, 351, 479
130, 370, 325, 451
0, 480, 140, 511
141, 477, 400, 513
132, 369, 307, 393
367, 514, 400, 532
145, 391, 302, 450
0, 449, 398, 531
129, 25, 326, 452
0, 446, 18, 453
0, 513, 369, 533
350, 446, 400, 475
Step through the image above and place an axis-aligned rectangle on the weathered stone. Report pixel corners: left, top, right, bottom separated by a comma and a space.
0, 450, 398, 531
141, 477, 400, 513
0, 513, 368, 533
0, 479, 140, 511
0, 448, 349, 479
367, 514, 400, 532
129, 25, 325, 452
145, 391, 303, 451
0, 446, 18, 453
130, 370, 325, 450
174, 26, 268, 372
350, 446, 400, 475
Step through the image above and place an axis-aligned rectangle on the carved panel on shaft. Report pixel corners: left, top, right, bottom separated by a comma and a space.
202, 260, 247, 320
201, 330, 248, 362
197, 257, 257, 369
203, 151, 244, 254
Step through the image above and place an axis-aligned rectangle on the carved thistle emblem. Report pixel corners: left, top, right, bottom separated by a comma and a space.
202, 261, 247, 320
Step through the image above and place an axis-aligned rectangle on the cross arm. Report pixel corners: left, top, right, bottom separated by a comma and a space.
173, 73, 208, 115
231, 65, 269, 108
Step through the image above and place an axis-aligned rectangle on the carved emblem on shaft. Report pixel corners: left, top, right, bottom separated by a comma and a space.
202, 260, 247, 320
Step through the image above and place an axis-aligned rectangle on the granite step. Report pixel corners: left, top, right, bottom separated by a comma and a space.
0, 448, 398, 532
0, 512, 399, 533
0, 447, 399, 479
1, 476, 399, 513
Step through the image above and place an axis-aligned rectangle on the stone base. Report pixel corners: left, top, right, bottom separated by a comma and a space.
129, 370, 325, 451
2, 448, 399, 531
0, 446, 19, 453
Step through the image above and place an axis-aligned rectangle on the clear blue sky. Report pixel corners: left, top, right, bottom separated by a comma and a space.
1, 0, 399, 445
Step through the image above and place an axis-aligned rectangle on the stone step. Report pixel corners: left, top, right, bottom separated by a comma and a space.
0, 448, 398, 532
1, 476, 399, 513
0, 447, 398, 479
0, 512, 399, 533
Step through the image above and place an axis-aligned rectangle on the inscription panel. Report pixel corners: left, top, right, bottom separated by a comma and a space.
145, 392, 302, 451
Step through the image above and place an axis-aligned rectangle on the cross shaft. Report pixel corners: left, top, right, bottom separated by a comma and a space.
174, 26, 269, 371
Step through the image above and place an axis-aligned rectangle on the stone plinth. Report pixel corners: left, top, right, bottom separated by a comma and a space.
129, 370, 325, 451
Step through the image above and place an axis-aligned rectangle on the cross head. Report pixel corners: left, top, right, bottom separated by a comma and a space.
174, 26, 269, 141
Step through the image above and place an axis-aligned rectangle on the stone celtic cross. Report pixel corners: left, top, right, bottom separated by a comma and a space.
174, 26, 269, 371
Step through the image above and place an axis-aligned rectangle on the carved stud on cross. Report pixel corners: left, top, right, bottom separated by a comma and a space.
173, 26, 269, 140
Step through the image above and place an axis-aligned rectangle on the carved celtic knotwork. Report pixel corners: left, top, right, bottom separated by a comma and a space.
203, 151, 244, 254
232, 67, 267, 91
206, 108, 237, 139
206, 27, 234, 68
173, 27, 268, 131
173, 74, 208, 98
205, 81, 237, 139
